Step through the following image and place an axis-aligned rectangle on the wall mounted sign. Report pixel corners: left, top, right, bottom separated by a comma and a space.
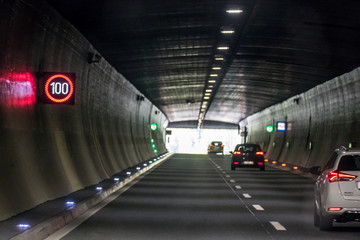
266, 125, 274, 133
150, 123, 158, 131
42, 73, 75, 104
276, 121, 286, 131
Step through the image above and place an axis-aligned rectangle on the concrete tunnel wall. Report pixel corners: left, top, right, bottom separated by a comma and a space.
0, 0, 167, 221
241, 67, 360, 169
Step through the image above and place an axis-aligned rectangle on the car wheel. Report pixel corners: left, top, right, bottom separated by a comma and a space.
314, 203, 320, 227
319, 213, 333, 231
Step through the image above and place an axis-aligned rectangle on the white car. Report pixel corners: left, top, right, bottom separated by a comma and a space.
313, 146, 360, 230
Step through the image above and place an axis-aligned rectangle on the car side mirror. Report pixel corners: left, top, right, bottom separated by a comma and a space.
229, 151, 233, 154
309, 166, 322, 175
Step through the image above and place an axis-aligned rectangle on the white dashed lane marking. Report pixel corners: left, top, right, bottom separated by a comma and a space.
270, 221, 287, 231
230, 179, 236, 183
225, 175, 230, 178
252, 204, 264, 211
243, 193, 251, 198
235, 185, 242, 189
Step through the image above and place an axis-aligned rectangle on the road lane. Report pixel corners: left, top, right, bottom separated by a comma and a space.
47, 153, 360, 239
60, 154, 272, 240
210, 154, 360, 239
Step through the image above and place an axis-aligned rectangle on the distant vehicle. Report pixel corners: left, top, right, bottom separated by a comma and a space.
230, 143, 265, 171
207, 141, 224, 154
313, 146, 360, 231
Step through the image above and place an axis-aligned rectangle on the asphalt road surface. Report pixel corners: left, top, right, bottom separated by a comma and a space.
52, 154, 360, 240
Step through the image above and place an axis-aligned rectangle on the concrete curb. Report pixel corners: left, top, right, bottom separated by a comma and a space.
10, 153, 174, 240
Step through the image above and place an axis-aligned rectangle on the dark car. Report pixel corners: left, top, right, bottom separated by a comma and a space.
231, 143, 265, 171
207, 141, 224, 154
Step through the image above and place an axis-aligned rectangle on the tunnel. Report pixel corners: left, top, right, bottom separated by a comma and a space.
1, 0, 360, 239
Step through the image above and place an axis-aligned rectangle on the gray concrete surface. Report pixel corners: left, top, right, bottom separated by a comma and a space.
0, 0, 167, 221
241, 67, 360, 168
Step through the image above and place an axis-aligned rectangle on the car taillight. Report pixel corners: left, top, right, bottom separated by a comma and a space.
234, 162, 239, 165
256, 151, 264, 155
258, 162, 264, 165
210, 144, 213, 147
221, 144, 224, 147
328, 207, 342, 211
233, 151, 241, 155
328, 171, 357, 183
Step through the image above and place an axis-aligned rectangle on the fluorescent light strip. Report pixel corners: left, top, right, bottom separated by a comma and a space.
208, 80, 216, 83
226, 9, 243, 13
210, 74, 218, 77
217, 46, 229, 50
221, 30, 235, 34
215, 57, 224, 61
212, 67, 221, 70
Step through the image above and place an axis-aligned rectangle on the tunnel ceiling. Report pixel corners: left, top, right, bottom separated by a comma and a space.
46, 0, 360, 126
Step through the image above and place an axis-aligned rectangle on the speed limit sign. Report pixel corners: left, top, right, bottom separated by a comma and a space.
42, 73, 75, 104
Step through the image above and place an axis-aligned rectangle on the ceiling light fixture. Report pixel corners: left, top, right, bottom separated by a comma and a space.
212, 67, 221, 70
217, 46, 229, 50
205, 89, 212, 92
226, 9, 243, 14
205, 93, 211, 96
204, 96, 210, 100
210, 74, 218, 77
215, 57, 224, 61
221, 30, 235, 34
208, 80, 216, 83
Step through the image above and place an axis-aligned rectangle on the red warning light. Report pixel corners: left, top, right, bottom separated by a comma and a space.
43, 73, 75, 104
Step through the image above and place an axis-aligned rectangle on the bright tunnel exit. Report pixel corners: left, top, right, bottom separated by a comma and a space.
166, 128, 242, 154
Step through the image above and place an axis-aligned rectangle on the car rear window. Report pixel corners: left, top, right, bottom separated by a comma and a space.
212, 142, 222, 146
235, 145, 261, 152
337, 155, 360, 171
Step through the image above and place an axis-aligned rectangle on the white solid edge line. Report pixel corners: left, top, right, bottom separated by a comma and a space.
252, 204, 264, 210
243, 193, 251, 198
270, 221, 287, 231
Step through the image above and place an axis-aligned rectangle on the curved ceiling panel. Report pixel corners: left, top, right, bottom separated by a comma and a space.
46, 0, 360, 126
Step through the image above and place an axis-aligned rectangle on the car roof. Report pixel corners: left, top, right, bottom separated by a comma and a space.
335, 146, 360, 154
236, 143, 259, 146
